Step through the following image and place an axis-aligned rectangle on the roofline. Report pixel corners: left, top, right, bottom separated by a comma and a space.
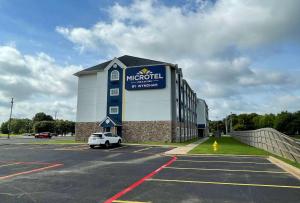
74, 70, 100, 77
74, 63, 177, 77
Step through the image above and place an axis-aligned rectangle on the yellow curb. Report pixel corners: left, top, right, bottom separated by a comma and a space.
268, 156, 300, 180
177, 154, 267, 157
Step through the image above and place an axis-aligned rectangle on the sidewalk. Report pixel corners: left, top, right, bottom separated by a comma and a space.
165, 137, 209, 155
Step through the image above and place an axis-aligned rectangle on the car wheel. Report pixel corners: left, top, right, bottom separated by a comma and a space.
105, 141, 110, 148
117, 139, 121, 146
90, 145, 95, 149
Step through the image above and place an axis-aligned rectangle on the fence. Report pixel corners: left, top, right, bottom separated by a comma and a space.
230, 128, 300, 162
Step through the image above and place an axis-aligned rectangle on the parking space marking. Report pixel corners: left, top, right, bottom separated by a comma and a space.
176, 160, 272, 165
106, 146, 129, 151
113, 200, 151, 203
0, 162, 21, 168
165, 167, 288, 174
104, 156, 177, 203
54, 145, 88, 151
133, 147, 152, 153
0, 163, 63, 180
147, 178, 300, 189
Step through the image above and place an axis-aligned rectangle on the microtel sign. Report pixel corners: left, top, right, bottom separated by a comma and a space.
125, 65, 166, 90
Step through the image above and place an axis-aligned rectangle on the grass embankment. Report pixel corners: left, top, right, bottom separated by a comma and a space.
0, 133, 21, 137
272, 155, 300, 169
190, 136, 300, 169
190, 136, 269, 156
126, 138, 199, 147
291, 135, 300, 140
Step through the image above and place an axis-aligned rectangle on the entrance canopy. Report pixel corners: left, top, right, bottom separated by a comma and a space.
99, 116, 122, 128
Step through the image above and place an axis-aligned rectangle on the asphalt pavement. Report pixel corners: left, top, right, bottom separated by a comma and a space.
0, 138, 299, 203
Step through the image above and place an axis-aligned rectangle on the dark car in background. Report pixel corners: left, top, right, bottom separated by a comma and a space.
35, 132, 52, 139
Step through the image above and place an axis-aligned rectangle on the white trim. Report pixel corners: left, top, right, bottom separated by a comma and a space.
99, 116, 116, 126
104, 58, 126, 71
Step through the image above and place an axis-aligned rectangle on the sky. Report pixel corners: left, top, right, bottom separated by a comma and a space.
0, 0, 300, 122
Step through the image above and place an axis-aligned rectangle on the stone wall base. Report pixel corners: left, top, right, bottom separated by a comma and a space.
122, 121, 172, 142
75, 120, 173, 142
75, 122, 102, 141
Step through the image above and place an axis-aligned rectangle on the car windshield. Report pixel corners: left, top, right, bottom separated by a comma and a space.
92, 134, 102, 138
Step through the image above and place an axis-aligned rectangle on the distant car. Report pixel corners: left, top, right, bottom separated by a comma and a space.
88, 132, 122, 148
35, 132, 52, 139
50, 133, 58, 137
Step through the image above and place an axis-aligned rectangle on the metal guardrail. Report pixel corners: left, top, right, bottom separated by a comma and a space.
230, 128, 300, 162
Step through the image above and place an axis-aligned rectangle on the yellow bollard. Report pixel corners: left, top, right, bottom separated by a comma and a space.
212, 140, 218, 152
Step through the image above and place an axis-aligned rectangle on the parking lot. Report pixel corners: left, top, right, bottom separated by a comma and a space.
0, 142, 300, 203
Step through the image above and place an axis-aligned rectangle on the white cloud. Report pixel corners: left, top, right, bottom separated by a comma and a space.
0, 45, 81, 122
56, 0, 300, 119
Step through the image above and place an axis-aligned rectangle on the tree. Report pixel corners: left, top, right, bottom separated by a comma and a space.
0, 122, 9, 134
34, 121, 55, 133
0, 118, 33, 134
233, 123, 246, 131
274, 111, 294, 134
33, 112, 53, 122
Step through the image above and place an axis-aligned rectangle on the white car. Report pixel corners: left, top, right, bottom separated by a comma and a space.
88, 132, 122, 148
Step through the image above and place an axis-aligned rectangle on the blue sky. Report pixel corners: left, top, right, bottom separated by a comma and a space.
0, 0, 300, 122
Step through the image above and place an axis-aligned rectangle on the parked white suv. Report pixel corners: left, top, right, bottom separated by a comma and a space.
88, 132, 122, 148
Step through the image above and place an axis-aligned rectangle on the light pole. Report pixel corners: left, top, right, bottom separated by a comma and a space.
8, 98, 14, 139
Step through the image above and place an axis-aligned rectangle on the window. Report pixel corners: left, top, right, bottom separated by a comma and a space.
110, 88, 119, 96
109, 106, 119, 114
106, 132, 112, 137
111, 70, 119, 81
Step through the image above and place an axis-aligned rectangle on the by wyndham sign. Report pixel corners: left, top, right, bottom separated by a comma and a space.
125, 65, 166, 90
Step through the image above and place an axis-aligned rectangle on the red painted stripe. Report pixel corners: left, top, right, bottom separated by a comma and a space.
104, 156, 177, 203
0, 163, 63, 180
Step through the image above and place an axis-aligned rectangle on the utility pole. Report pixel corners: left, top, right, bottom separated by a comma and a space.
225, 117, 228, 134
8, 98, 14, 139
216, 116, 219, 132
230, 112, 233, 132
54, 111, 58, 120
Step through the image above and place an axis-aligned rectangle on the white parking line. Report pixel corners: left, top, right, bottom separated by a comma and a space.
165, 167, 288, 174
147, 178, 300, 189
176, 160, 272, 164
0, 162, 21, 168
107, 145, 128, 151
134, 147, 152, 153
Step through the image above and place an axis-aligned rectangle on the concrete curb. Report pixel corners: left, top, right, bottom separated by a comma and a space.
122, 143, 176, 148
173, 154, 268, 157
164, 137, 209, 155
268, 156, 300, 180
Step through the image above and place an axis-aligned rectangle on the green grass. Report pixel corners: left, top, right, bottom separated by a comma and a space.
190, 136, 300, 169
126, 138, 199, 146
189, 136, 269, 155
272, 155, 300, 169
30, 139, 85, 144
291, 135, 300, 140
0, 133, 21, 137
